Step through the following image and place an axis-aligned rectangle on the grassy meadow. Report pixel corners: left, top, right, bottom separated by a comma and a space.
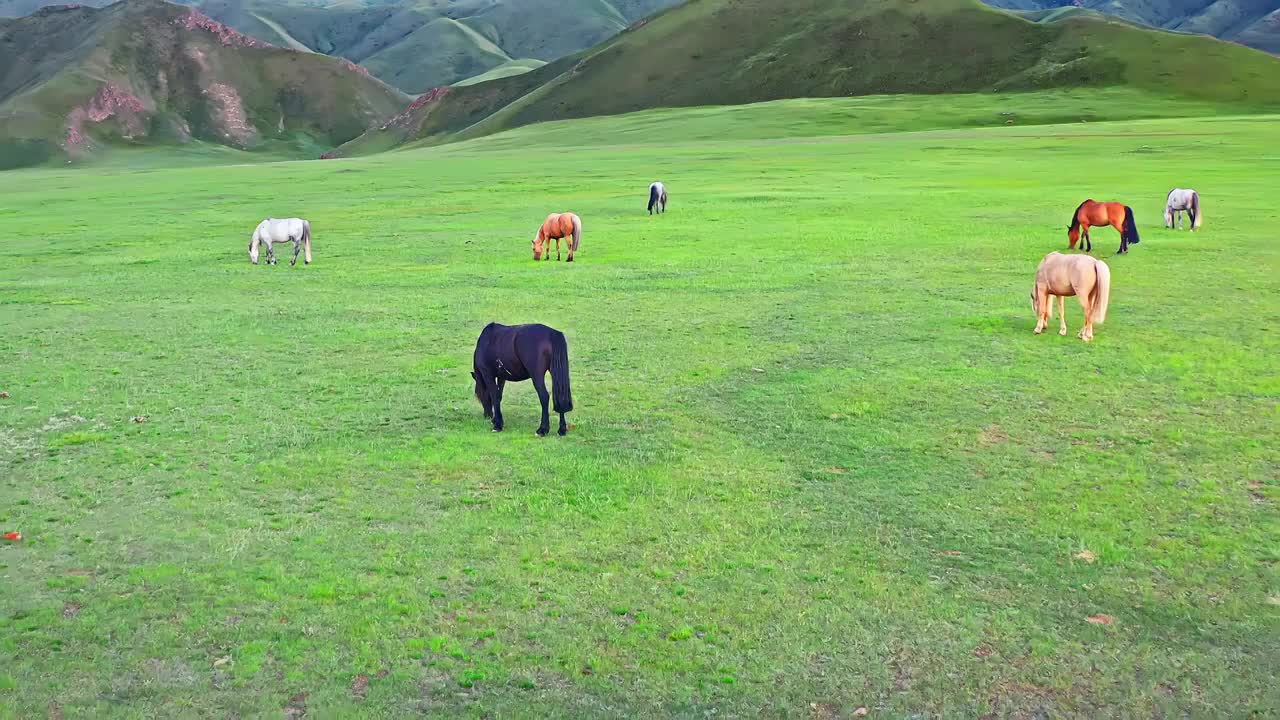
0, 96, 1277, 717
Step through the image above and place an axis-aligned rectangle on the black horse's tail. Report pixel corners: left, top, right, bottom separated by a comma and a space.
648, 184, 659, 213
1124, 205, 1139, 245
550, 330, 573, 414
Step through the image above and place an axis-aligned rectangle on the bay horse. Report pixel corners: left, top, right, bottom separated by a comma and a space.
1032, 252, 1111, 342
249, 218, 312, 266
471, 322, 573, 436
648, 181, 668, 214
1164, 188, 1202, 231
533, 213, 582, 262
1067, 200, 1139, 254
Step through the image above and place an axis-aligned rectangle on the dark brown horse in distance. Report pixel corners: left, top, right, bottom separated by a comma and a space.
533, 213, 582, 262
1068, 200, 1139, 254
472, 323, 573, 436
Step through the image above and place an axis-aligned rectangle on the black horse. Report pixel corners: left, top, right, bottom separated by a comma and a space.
471, 323, 573, 436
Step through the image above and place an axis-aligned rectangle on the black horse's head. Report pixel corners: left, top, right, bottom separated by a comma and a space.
471, 371, 492, 418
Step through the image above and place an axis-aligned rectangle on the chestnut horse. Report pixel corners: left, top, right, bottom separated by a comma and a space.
1067, 200, 1140, 254
533, 213, 582, 262
1032, 252, 1111, 342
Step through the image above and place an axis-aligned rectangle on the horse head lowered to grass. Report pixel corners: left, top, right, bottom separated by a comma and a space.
533, 213, 582, 262
249, 218, 312, 266
472, 323, 573, 436
1032, 252, 1111, 342
1067, 200, 1139, 254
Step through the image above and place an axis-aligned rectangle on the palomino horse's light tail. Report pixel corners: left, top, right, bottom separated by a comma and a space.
1192, 191, 1202, 229
1091, 259, 1111, 324
1123, 205, 1139, 245
302, 221, 313, 264
550, 330, 573, 413
570, 214, 582, 253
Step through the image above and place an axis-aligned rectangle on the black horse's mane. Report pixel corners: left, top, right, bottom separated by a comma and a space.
1068, 199, 1091, 230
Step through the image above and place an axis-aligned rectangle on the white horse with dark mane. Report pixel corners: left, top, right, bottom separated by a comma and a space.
249, 218, 312, 265
1164, 189, 1201, 231
647, 181, 668, 215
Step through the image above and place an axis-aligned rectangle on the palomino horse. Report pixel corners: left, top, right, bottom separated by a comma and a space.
472, 323, 573, 436
648, 182, 668, 214
1164, 188, 1202, 231
533, 213, 582, 262
1032, 252, 1111, 342
1067, 200, 1139, 254
250, 218, 312, 266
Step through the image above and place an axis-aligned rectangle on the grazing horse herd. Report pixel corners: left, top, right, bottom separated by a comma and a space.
246, 181, 1203, 434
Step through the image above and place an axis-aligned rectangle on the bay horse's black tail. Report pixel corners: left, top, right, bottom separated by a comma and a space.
1124, 205, 1139, 245
648, 184, 659, 213
550, 330, 573, 413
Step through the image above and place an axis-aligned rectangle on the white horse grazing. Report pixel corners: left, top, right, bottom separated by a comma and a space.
249, 218, 312, 266
1164, 188, 1201, 231
647, 181, 667, 215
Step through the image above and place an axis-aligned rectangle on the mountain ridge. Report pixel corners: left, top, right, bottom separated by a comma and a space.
329, 0, 1280, 157
0, 0, 685, 92
0, 0, 407, 168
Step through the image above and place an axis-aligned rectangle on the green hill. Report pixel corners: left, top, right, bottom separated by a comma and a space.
984, 0, 1280, 55
0, 0, 407, 169
454, 58, 547, 87
330, 0, 1280, 157
0, 0, 684, 93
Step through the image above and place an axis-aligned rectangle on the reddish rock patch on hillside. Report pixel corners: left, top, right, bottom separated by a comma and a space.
380, 86, 451, 130
340, 58, 370, 77
203, 83, 258, 146
176, 8, 272, 49
64, 83, 148, 151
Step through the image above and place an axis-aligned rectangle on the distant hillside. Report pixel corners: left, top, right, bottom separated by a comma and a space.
983, 0, 1280, 54
0, 0, 406, 169
330, 0, 1280, 157
0, 0, 684, 93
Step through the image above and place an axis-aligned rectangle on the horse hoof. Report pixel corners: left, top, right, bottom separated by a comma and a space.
536, 427, 548, 437
558, 428, 567, 436
1059, 330, 1067, 336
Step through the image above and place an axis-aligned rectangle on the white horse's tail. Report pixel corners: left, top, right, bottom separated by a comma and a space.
1091, 258, 1110, 324
1192, 191, 1202, 229
302, 220, 313, 263
571, 214, 582, 253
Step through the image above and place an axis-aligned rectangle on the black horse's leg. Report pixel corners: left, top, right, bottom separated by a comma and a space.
492, 378, 506, 432
531, 372, 551, 436
557, 410, 567, 436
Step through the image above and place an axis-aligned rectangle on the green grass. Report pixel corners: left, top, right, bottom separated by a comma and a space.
1, 99, 1278, 717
